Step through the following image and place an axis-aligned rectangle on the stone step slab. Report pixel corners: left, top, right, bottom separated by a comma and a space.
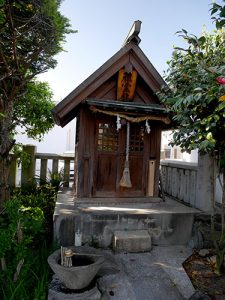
113, 230, 152, 253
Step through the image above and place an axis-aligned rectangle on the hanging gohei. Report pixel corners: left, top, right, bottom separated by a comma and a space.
116, 114, 121, 131
145, 119, 151, 134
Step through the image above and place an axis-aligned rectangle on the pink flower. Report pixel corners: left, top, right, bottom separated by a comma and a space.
216, 77, 225, 85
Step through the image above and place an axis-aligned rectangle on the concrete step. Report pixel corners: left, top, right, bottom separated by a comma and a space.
113, 230, 152, 253
75, 197, 162, 205
54, 193, 200, 247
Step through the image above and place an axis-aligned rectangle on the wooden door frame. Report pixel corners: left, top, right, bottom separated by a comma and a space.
93, 116, 150, 198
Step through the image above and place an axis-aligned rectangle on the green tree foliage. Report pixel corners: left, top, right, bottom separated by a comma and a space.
13, 81, 55, 140
0, 0, 74, 206
159, 1, 225, 274
161, 29, 225, 154
211, 1, 225, 29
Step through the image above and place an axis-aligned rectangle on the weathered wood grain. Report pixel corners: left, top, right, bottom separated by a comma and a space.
160, 160, 198, 206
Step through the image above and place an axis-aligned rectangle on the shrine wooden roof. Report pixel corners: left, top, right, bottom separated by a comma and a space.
52, 25, 167, 127
86, 99, 166, 114
86, 99, 170, 125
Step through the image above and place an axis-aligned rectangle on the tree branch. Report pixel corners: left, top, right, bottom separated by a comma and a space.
6, 1, 20, 76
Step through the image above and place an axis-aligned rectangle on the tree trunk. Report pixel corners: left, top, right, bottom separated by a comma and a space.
0, 99, 14, 211
209, 154, 225, 274
0, 157, 10, 210
215, 167, 225, 274
210, 153, 217, 248
221, 168, 225, 238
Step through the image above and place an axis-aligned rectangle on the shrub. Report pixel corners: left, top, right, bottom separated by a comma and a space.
0, 185, 57, 299
12, 185, 56, 240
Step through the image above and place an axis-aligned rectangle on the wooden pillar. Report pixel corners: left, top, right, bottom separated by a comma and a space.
147, 159, 156, 196
21, 145, 36, 187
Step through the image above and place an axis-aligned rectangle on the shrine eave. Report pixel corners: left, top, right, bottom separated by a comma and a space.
86, 99, 167, 115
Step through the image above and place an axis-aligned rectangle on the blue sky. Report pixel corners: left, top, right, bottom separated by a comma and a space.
17, 0, 220, 153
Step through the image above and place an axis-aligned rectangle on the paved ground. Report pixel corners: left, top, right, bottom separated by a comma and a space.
76, 245, 195, 300
53, 190, 196, 299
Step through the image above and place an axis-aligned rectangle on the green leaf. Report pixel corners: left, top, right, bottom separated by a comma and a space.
194, 93, 202, 102
216, 101, 225, 111
193, 87, 203, 92
219, 6, 225, 18
198, 36, 206, 44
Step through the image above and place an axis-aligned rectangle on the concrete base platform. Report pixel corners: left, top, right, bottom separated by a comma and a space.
53, 189, 200, 248
113, 230, 152, 252
75, 197, 162, 205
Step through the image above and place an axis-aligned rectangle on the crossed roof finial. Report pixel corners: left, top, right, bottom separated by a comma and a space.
122, 20, 142, 47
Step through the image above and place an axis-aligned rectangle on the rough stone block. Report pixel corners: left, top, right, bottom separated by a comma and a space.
113, 230, 152, 253
48, 275, 101, 300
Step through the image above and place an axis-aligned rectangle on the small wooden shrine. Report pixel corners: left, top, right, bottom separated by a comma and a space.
53, 21, 170, 200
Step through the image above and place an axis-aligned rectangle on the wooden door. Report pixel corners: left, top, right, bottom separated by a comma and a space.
93, 118, 148, 197
120, 124, 147, 196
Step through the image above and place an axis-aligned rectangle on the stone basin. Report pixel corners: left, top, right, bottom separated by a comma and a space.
47, 249, 105, 290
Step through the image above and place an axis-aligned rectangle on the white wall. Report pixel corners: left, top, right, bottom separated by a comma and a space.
161, 130, 198, 163
16, 119, 76, 154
